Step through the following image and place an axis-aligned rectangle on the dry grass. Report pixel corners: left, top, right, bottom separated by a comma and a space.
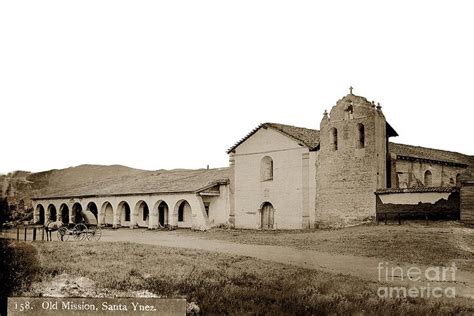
26, 241, 474, 315
181, 221, 474, 271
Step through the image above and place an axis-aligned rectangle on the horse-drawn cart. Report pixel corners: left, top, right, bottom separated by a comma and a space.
46, 210, 101, 241
57, 222, 101, 241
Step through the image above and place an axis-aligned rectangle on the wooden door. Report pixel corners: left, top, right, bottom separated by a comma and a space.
261, 203, 274, 229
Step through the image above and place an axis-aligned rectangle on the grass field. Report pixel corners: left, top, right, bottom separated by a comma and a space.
2, 222, 473, 315
180, 221, 474, 271
0, 240, 469, 315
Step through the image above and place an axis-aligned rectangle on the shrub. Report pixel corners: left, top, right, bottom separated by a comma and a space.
0, 240, 40, 315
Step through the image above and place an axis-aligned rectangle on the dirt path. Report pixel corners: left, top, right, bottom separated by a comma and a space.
97, 229, 474, 299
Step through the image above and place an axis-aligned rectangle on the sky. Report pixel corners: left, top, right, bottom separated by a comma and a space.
1, 1, 473, 174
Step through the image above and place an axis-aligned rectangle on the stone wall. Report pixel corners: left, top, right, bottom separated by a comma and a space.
316, 94, 388, 225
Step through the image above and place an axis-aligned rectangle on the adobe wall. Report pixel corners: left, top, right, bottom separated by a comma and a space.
316, 94, 387, 225
394, 160, 465, 188
232, 127, 314, 229
201, 184, 230, 227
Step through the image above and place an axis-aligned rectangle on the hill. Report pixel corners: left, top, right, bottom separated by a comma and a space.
0, 165, 147, 222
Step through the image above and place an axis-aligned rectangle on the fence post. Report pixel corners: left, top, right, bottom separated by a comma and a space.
16, 227, 19, 241
42, 227, 45, 241
24, 227, 27, 241
33, 228, 37, 241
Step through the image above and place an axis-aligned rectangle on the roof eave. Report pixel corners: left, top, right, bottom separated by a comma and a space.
386, 122, 398, 137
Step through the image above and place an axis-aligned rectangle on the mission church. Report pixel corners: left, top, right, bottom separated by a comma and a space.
32, 89, 473, 230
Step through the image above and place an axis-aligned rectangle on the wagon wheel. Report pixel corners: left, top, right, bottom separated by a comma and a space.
73, 223, 87, 241
57, 226, 69, 241
86, 226, 102, 241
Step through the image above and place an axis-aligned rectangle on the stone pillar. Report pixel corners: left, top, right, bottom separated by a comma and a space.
97, 203, 104, 226
149, 202, 158, 229
69, 203, 75, 224
113, 203, 120, 229
228, 153, 236, 227
130, 202, 139, 229
302, 152, 310, 229
169, 202, 178, 227
190, 195, 210, 231
45, 205, 50, 223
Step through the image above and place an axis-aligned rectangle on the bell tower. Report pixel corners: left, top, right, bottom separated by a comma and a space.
316, 88, 389, 224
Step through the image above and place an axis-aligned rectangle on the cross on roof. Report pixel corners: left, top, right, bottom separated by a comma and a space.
349, 86, 353, 94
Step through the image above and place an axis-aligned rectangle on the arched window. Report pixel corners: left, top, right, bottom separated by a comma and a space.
424, 170, 432, 187
357, 123, 365, 148
261, 156, 273, 181
330, 127, 338, 151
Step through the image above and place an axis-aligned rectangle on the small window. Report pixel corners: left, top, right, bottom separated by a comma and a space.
424, 170, 432, 187
261, 156, 273, 181
204, 202, 210, 217
178, 203, 185, 222
330, 128, 338, 151
357, 123, 365, 148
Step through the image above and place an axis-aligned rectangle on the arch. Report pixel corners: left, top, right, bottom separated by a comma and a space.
174, 200, 192, 228
59, 203, 69, 224
72, 203, 83, 224
329, 127, 338, 151
118, 201, 131, 227
101, 201, 114, 226
153, 201, 169, 228
47, 204, 57, 222
261, 156, 273, 181
36, 204, 45, 224
357, 123, 365, 148
134, 200, 149, 228
86, 202, 98, 220
424, 170, 432, 187
260, 202, 274, 229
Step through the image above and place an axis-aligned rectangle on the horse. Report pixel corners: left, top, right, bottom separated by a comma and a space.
44, 220, 64, 241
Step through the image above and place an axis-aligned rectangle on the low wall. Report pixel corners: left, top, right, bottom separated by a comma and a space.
375, 187, 460, 221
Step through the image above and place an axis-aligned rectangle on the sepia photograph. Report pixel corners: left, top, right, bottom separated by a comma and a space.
1, 1, 473, 315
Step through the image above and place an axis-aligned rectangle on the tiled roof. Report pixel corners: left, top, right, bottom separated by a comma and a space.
376, 187, 459, 194
389, 142, 471, 166
34, 168, 230, 199
227, 122, 320, 153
